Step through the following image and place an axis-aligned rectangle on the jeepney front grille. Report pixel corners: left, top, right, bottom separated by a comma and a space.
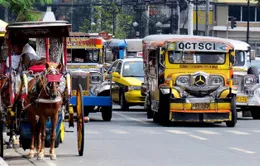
233, 75, 244, 92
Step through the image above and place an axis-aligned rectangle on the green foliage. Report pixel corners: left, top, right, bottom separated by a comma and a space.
0, 0, 52, 21
79, 0, 133, 38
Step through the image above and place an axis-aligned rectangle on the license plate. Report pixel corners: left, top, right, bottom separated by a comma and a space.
192, 103, 209, 110
72, 90, 90, 96
236, 96, 248, 103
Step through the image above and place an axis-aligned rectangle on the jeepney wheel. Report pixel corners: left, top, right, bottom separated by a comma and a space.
76, 85, 84, 156
145, 94, 153, 119
250, 107, 260, 119
159, 92, 170, 126
120, 91, 129, 110
226, 95, 237, 127
248, 66, 259, 83
101, 106, 112, 121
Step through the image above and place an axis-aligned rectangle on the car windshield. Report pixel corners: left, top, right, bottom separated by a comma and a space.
68, 49, 99, 63
233, 50, 246, 66
122, 61, 144, 77
168, 51, 226, 64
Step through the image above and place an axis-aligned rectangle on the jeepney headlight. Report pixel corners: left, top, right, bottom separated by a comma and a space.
244, 75, 256, 86
128, 86, 141, 91
91, 73, 102, 84
176, 76, 190, 86
209, 75, 224, 86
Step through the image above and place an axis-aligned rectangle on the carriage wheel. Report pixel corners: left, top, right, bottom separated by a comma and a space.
76, 85, 84, 156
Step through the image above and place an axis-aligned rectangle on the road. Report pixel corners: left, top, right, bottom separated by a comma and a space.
3, 105, 260, 166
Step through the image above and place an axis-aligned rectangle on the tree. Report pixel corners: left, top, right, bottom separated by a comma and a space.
0, 0, 52, 21
79, 0, 133, 38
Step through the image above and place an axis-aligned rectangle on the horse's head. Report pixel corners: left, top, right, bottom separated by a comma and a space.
44, 62, 62, 99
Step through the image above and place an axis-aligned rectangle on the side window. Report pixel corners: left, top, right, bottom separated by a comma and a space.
116, 62, 122, 74
107, 61, 118, 73
148, 50, 156, 67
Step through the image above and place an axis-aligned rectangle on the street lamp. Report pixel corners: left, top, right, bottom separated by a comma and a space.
155, 21, 163, 34
133, 21, 139, 38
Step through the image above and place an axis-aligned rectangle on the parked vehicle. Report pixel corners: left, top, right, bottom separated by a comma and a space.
142, 35, 237, 127
124, 39, 143, 58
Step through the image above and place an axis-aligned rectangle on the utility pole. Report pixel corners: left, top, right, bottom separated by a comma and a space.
205, 0, 210, 36
195, 0, 198, 35
176, 1, 180, 34
246, 0, 250, 43
4, 7, 8, 22
188, 2, 194, 35
144, 3, 150, 37
226, 15, 229, 38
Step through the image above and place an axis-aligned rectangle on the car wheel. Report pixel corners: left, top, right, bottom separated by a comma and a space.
159, 92, 170, 126
120, 91, 129, 110
101, 106, 113, 121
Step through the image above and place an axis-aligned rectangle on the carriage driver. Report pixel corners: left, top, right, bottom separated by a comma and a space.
6, 38, 46, 73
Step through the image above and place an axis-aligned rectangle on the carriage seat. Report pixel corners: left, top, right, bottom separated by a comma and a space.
28, 65, 45, 74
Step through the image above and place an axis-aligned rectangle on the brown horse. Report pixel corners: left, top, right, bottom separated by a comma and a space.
24, 62, 63, 160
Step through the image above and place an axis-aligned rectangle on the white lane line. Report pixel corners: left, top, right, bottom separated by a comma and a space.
229, 147, 256, 154
225, 130, 250, 135
166, 130, 208, 140
109, 129, 129, 134
196, 130, 220, 135
114, 112, 148, 124
188, 134, 208, 141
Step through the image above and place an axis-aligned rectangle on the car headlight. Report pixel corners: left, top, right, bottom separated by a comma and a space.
176, 76, 190, 86
244, 75, 256, 86
209, 75, 224, 86
128, 86, 141, 91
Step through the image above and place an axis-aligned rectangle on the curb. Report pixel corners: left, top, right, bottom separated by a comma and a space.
0, 157, 8, 166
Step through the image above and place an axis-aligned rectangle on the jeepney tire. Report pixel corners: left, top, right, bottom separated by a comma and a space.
101, 106, 112, 121
250, 107, 260, 119
145, 94, 153, 119
226, 95, 237, 127
120, 91, 129, 111
248, 66, 259, 83
153, 111, 160, 123
159, 92, 171, 126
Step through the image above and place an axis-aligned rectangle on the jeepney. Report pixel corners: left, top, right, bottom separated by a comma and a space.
226, 39, 260, 119
142, 35, 237, 127
67, 34, 112, 121
124, 39, 143, 58
104, 39, 127, 63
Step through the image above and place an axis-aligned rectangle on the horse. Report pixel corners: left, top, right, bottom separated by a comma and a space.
23, 62, 63, 160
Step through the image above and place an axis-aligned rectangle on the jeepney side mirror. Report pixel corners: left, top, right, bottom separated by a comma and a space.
141, 83, 147, 96
112, 72, 120, 78
230, 51, 235, 64
159, 48, 166, 69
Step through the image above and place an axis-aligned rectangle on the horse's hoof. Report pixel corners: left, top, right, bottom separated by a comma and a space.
28, 153, 34, 159
37, 153, 44, 160
50, 154, 57, 160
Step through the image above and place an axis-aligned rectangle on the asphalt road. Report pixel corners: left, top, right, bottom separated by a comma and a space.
3, 105, 260, 166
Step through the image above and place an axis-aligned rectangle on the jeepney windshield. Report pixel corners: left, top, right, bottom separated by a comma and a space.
168, 51, 226, 64
68, 49, 99, 63
122, 61, 144, 77
234, 50, 246, 66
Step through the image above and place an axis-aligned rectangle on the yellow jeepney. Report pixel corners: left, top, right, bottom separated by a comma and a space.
142, 35, 237, 127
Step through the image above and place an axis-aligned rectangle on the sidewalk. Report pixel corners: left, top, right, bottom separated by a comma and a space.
0, 157, 9, 166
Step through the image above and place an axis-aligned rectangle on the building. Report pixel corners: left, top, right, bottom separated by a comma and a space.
213, 0, 260, 54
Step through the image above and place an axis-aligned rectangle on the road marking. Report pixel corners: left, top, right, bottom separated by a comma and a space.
196, 130, 220, 135
225, 130, 250, 135
166, 130, 208, 140
109, 129, 129, 134
114, 112, 148, 124
166, 130, 188, 134
188, 134, 208, 140
229, 147, 256, 154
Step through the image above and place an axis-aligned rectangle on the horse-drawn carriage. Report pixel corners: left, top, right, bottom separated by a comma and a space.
0, 21, 85, 159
